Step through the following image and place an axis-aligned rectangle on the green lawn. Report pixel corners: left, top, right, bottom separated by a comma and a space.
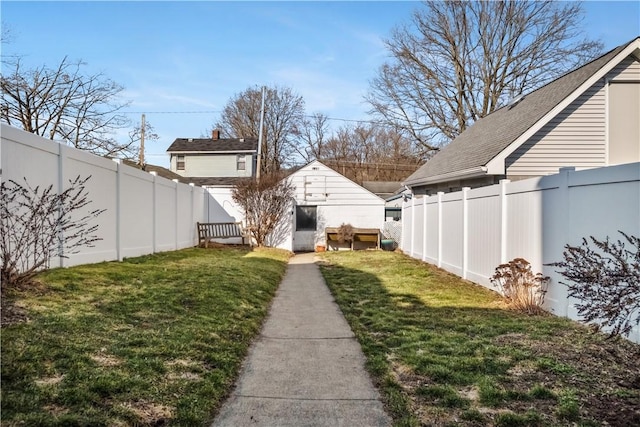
1, 247, 290, 426
319, 251, 640, 427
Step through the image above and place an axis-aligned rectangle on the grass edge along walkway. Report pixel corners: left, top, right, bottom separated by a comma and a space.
319, 250, 640, 427
1, 246, 291, 426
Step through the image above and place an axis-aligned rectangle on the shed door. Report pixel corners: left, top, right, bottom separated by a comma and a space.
293, 205, 317, 252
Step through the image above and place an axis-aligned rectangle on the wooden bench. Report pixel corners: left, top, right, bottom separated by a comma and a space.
325, 227, 380, 250
197, 222, 250, 247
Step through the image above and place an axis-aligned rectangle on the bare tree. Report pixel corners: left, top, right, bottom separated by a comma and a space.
1, 176, 104, 289
296, 112, 330, 163
320, 123, 424, 183
1, 57, 135, 158
366, 1, 603, 150
231, 173, 295, 247
215, 85, 305, 174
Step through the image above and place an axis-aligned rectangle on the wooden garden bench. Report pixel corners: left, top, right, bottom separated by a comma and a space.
197, 222, 250, 247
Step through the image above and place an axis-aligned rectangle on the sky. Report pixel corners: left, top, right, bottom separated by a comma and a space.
2, 1, 639, 168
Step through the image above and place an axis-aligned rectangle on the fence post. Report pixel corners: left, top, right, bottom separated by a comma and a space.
499, 179, 510, 264
173, 179, 179, 250
558, 167, 575, 318
190, 183, 195, 246
462, 187, 470, 279
150, 171, 158, 253
437, 191, 444, 268
57, 144, 67, 267
114, 159, 123, 262
422, 196, 428, 262
410, 197, 416, 258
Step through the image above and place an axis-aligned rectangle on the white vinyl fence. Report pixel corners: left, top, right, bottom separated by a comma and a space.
1, 124, 226, 269
401, 163, 640, 343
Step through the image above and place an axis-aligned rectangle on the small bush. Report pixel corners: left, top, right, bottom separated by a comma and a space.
548, 231, 640, 338
491, 258, 549, 314
336, 223, 354, 244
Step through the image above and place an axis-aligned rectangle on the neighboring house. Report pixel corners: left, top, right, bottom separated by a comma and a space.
404, 37, 640, 194
166, 130, 258, 182
362, 181, 404, 221
270, 161, 385, 252
166, 130, 259, 227
121, 159, 190, 183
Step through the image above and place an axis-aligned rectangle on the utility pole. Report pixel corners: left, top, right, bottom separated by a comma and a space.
139, 113, 146, 166
256, 86, 266, 182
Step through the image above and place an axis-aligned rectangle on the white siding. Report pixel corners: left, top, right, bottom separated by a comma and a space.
506, 54, 640, 177
274, 161, 385, 251
173, 153, 254, 178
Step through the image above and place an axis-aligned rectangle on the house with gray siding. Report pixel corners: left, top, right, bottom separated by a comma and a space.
404, 37, 640, 194
166, 130, 258, 186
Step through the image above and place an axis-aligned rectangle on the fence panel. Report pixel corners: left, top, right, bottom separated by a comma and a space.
466, 186, 502, 286
119, 165, 155, 259
63, 145, 119, 266
2, 124, 207, 269
440, 192, 464, 276
401, 162, 640, 343
412, 198, 425, 260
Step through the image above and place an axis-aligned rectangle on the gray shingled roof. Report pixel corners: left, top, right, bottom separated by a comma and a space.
166, 138, 258, 153
122, 159, 191, 184
187, 177, 251, 187
404, 38, 638, 187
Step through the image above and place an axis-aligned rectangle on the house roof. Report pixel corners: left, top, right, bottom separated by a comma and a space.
187, 177, 251, 187
404, 37, 640, 187
362, 181, 403, 198
122, 159, 192, 184
166, 137, 258, 153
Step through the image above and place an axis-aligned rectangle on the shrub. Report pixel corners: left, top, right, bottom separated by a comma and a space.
1, 176, 104, 288
491, 258, 549, 314
548, 231, 640, 338
231, 173, 295, 247
336, 223, 354, 244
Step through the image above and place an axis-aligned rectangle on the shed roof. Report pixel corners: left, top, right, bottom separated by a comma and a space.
404, 37, 640, 187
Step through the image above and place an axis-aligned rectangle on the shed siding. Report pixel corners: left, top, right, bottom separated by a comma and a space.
506, 54, 639, 177
275, 161, 385, 251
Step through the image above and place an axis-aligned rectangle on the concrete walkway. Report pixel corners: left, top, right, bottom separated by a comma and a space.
212, 252, 391, 427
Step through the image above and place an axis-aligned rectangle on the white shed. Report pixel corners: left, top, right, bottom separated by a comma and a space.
269, 161, 385, 252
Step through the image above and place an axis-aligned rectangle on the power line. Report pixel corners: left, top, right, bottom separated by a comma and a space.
121, 109, 392, 126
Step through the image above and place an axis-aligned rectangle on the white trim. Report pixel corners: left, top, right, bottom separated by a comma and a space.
486, 39, 640, 175
404, 166, 488, 187
605, 78, 610, 165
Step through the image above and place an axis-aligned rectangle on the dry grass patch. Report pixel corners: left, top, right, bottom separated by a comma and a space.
34, 374, 65, 386
121, 400, 174, 425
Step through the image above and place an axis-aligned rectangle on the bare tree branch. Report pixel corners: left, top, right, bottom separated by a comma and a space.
1, 57, 135, 158
366, 0, 603, 148
215, 85, 306, 174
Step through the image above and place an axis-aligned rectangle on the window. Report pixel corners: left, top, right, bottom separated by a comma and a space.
237, 155, 246, 171
176, 155, 185, 171
296, 206, 317, 231
385, 207, 402, 221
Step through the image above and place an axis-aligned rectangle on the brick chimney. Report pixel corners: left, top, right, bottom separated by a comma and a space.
212, 129, 220, 140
